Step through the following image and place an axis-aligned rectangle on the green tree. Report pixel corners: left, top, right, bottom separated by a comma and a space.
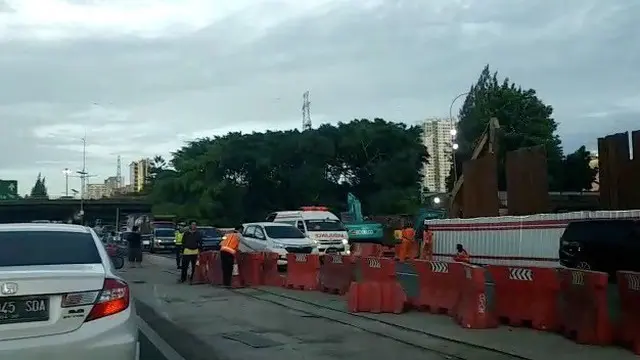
561, 146, 598, 191
448, 65, 564, 191
150, 119, 428, 226
30, 173, 49, 199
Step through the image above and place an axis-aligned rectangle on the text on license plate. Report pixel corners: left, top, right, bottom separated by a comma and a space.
0, 297, 50, 324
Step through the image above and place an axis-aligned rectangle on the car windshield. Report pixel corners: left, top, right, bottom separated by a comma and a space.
200, 227, 223, 237
305, 219, 345, 231
0, 230, 101, 267
264, 225, 305, 239
154, 229, 174, 237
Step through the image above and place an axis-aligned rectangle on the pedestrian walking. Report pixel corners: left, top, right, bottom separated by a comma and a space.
180, 221, 203, 284
127, 226, 143, 267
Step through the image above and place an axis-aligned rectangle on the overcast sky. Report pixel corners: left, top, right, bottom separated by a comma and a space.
1, 0, 638, 196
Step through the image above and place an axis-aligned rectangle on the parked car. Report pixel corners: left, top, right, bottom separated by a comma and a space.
199, 226, 225, 251
0, 223, 137, 359
240, 222, 319, 269
559, 219, 640, 277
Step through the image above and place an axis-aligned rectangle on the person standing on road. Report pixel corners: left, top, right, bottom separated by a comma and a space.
453, 243, 470, 263
219, 226, 242, 287
127, 226, 143, 268
180, 221, 203, 284
174, 224, 185, 269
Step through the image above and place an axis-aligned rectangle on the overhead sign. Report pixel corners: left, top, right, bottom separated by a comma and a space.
0, 180, 18, 200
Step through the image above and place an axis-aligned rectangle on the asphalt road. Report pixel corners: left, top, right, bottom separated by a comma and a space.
139, 330, 169, 360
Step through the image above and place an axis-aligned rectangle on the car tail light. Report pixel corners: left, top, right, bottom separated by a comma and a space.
62, 279, 129, 322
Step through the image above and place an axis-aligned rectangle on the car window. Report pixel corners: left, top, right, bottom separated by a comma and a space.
200, 227, 223, 237
564, 220, 634, 241
154, 229, 174, 237
254, 227, 266, 240
264, 225, 305, 239
265, 213, 276, 222
296, 221, 305, 232
0, 231, 101, 267
243, 226, 256, 237
304, 219, 345, 231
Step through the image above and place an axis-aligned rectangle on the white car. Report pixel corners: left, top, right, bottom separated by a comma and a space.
0, 223, 137, 360
240, 222, 319, 265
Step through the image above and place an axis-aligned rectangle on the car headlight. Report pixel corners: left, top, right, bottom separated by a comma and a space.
341, 239, 349, 245
272, 242, 284, 249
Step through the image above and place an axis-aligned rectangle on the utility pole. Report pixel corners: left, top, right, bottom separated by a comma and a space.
302, 91, 312, 131
76, 135, 96, 223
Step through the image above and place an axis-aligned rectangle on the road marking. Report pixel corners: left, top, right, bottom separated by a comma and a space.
137, 315, 186, 360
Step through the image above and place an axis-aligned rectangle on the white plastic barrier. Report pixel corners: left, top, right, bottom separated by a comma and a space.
426, 210, 640, 267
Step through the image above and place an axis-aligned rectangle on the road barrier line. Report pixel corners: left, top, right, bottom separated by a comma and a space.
137, 316, 186, 360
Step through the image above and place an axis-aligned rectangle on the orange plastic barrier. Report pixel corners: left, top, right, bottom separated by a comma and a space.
209, 251, 243, 288
557, 268, 613, 345
262, 252, 285, 287
319, 254, 355, 295
411, 260, 461, 315
350, 243, 382, 258
237, 252, 264, 286
285, 253, 321, 290
192, 251, 214, 284
347, 257, 407, 313
616, 270, 640, 354
455, 263, 497, 329
487, 265, 559, 330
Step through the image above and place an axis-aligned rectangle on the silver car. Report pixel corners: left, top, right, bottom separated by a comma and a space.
0, 223, 137, 360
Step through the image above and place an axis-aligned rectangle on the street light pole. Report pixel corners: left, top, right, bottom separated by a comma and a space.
449, 92, 469, 184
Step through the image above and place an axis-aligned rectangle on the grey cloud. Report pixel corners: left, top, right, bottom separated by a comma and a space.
1, 0, 639, 195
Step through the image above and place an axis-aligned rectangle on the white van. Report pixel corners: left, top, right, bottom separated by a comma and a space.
266, 207, 350, 255
239, 222, 319, 265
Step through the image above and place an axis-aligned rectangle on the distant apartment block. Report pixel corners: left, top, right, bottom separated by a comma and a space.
86, 183, 108, 199
86, 176, 124, 199
421, 117, 456, 193
129, 158, 151, 192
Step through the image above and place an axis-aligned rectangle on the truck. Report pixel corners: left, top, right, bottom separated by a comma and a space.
340, 193, 384, 244
149, 214, 178, 253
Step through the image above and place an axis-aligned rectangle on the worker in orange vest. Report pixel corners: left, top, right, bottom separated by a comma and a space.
453, 243, 470, 263
394, 220, 415, 262
219, 226, 243, 287
421, 224, 434, 260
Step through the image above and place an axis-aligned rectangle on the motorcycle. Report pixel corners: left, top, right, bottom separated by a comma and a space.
105, 242, 127, 270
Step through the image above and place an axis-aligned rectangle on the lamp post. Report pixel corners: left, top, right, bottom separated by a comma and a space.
62, 168, 71, 197
449, 92, 468, 184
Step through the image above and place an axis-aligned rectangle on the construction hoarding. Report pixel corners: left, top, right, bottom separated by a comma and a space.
505, 146, 550, 215
462, 154, 499, 218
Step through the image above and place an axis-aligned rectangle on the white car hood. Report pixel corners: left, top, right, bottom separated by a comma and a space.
272, 237, 314, 247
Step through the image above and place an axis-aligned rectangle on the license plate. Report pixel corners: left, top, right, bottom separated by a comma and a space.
325, 248, 338, 253
0, 297, 50, 324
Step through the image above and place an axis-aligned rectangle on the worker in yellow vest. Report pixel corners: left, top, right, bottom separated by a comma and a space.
174, 224, 185, 269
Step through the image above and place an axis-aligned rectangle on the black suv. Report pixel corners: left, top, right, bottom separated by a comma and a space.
559, 219, 640, 276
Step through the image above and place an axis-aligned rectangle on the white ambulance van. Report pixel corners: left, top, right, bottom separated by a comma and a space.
266, 206, 350, 255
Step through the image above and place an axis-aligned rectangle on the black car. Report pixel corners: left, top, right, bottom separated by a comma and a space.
559, 219, 640, 277
200, 226, 225, 251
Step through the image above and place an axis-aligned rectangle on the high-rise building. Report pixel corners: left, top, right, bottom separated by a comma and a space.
129, 159, 151, 192
421, 118, 456, 193
86, 183, 108, 199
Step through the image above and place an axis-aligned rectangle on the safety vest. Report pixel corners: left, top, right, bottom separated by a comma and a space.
220, 233, 240, 255
174, 231, 183, 245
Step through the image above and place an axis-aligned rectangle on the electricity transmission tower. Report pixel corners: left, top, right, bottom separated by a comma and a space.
302, 91, 312, 131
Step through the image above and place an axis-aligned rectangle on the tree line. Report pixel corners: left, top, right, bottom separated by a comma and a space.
146, 65, 597, 226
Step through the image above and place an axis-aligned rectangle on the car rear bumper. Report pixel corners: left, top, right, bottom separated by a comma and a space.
0, 305, 138, 360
